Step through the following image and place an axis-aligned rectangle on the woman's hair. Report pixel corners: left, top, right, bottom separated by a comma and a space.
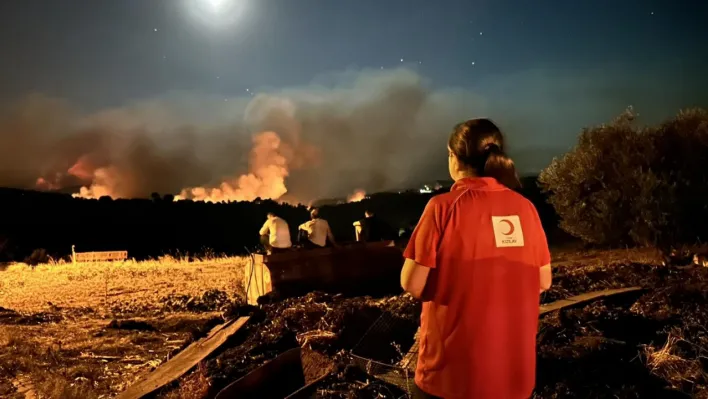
448, 118, 521, 189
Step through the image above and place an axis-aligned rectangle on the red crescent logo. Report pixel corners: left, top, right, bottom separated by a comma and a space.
499, 219, 515, 235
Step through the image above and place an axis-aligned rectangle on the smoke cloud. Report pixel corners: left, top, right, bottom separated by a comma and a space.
0, 64, 706, 203
0, 68, 482, 203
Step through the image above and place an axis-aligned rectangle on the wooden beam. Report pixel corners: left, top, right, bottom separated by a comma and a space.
539, 286, 643, 314
116, 316, 250, 399
399, 287, 643, 370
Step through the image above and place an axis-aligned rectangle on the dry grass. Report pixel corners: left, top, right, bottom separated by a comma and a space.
0, 314, 220, 398
159, 362, 212, 399
0, 255, 248, 315
0, 256, 249, 398
644, 331, 708, 392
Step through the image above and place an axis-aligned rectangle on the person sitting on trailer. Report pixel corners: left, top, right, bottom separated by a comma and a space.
356, 210, 396, 242
259, 212, 292, 254
298, 208, 337, 249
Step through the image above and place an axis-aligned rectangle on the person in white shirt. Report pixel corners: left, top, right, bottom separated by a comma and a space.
259, 212, 292, 254
298, 208, 337, 249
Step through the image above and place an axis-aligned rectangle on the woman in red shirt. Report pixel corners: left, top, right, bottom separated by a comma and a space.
401, 118, 553, 399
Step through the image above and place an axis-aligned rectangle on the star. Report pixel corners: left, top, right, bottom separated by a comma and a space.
400, 58, 404, 62
154, 28, 158, 32
479, 32, 483, 35
650, 11, 654, 15
380, 66, 384, 70
418, 61, 422, 65
245, 88, 250, 92
471, 61, 475, 66
216, 76, 220, 79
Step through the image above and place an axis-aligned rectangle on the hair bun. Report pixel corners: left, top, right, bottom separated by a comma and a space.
484, 143, 501, 153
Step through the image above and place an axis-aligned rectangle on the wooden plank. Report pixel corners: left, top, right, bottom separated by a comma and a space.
398, 287, 643, 370
116, 316, 250, 399
539, 287, 643, 314
245, 255, 271, 306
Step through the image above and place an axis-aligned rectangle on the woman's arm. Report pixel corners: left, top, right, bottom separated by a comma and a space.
540, 264, 552, 292
400, 198, 442, 300
401, 258, 431, 299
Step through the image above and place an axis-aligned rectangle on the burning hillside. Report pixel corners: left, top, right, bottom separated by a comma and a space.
177, 130, 292, 203
40, 130, 365, 205
346, 189, 367, 203
2, 69, 483, 203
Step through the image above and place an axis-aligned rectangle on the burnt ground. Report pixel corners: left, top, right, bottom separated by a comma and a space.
155, 260, 708, 399
2, 255, 707, 398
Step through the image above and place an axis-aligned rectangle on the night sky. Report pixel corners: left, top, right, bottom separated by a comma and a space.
0, 0, 707, 200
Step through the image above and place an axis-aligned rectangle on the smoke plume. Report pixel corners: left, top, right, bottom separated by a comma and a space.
0, 68, 481, 203
0, 64, 706, 203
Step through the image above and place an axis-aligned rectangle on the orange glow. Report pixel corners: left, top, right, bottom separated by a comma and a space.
72, 166, 122, 199
347, 189, 366, 203
35, 176, 61, 191
176, 131, 289, 203
67, 156, 97, 181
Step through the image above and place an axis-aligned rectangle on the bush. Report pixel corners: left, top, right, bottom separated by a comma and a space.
25, 248, 49, 266
539, 107, 708, 249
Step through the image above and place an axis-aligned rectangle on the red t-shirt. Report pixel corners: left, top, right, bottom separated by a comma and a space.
404, 177, 551, 399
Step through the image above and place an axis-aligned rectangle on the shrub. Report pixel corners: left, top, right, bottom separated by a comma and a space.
539, 107, 708, 250
25, 248, 49, 266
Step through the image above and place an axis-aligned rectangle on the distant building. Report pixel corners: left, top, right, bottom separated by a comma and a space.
418, 180, 454, 193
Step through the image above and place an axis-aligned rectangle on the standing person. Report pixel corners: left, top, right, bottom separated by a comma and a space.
356, 210, 396, 242
400, 118, 552, 399
258, 212, 292, 254
298, 208, 337, 249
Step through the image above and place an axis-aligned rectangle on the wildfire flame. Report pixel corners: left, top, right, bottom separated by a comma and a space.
176, 131, 289, 203
72, 166, 122, 199
347, 189, 366, 203
36, 129, 306, 203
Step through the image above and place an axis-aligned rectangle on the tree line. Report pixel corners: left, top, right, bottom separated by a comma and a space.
0, 176, 561, 263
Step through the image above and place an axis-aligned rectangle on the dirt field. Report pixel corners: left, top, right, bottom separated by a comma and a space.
1, 248, 707, 398
0, 256, 246, 398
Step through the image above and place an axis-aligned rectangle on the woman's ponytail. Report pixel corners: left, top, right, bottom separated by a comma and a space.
483, 144, 521, 189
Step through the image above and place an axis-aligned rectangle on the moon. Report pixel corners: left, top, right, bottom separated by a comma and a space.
499, 219, 514, 235
184, 0, 248, 31
205, 0, 228, 10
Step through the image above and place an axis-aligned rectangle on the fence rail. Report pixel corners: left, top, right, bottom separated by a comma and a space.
72, 251, 128, 263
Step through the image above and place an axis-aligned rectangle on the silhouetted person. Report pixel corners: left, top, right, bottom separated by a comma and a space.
259, 212, 292, 254
298, 208, 337, 249
355, 210, 396, 242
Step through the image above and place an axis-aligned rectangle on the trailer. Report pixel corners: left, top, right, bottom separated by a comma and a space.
244, 240, 405, 305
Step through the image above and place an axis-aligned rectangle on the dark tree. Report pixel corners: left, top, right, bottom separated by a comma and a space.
539, 107, 708, 249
